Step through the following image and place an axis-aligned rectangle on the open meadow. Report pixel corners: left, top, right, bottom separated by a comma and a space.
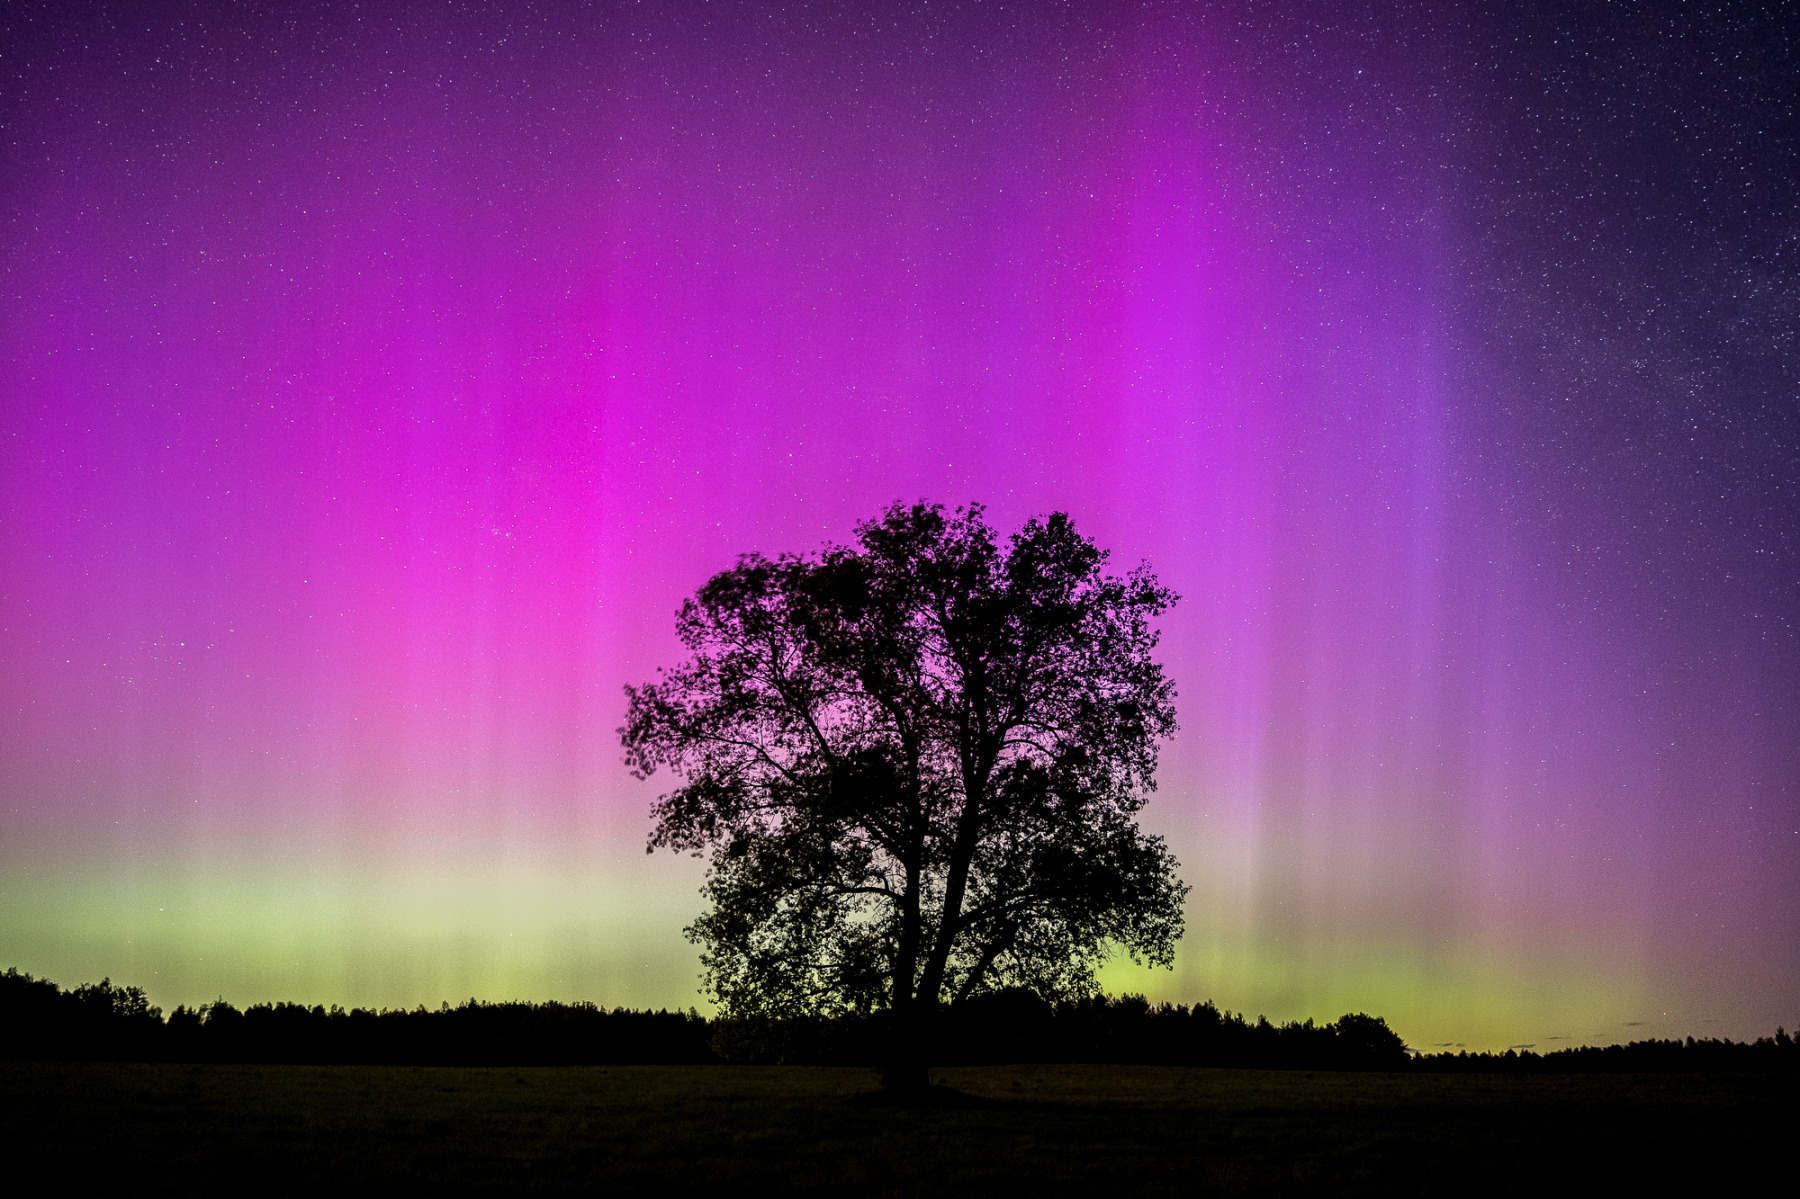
2, 1061, 1792, 1194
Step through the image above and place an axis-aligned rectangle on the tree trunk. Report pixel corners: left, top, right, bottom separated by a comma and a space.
880, 999, 931, 1092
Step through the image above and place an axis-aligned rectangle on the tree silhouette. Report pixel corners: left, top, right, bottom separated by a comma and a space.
624, 501, 1189, 1090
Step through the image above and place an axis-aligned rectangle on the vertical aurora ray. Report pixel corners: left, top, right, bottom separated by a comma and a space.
1, 2, 1793, 1048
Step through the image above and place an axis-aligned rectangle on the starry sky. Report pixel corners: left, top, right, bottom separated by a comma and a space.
2, 0, 1794, 1051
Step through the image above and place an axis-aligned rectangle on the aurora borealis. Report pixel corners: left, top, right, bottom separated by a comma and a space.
2, 1, 1794, 1051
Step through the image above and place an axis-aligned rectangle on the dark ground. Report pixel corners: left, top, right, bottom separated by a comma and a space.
2, 1061, 1792, 1194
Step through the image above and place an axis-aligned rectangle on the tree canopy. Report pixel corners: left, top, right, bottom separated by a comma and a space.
623, 501, 1188, 1086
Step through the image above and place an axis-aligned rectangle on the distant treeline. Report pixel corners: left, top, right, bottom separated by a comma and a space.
712, 991, 1414, 1070
4, 968, 1794, 1072
0, 969, 713, 1065
1412, 1035, 1800, 1073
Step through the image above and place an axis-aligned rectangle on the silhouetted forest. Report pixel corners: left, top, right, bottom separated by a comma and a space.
1411, 1034, 1800, 1073
709, 991, 1414, 1070
5, 967, 1794, 1071
0, 968, 713, 1065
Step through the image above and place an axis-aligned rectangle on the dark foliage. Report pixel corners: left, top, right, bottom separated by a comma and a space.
624, 502, 1188, 1084
0, 969, 1403, 1069
0, 970, 165, 1062
1413, 1028, 1800, 1073
709, 991, 1412, 1071
10, 967, 1794, 1072
1, 968, 714, 1065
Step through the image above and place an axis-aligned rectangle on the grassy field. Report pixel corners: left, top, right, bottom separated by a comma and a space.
3, 1061, 1793, 1194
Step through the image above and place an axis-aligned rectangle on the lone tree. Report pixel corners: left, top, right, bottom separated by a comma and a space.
623, 501, 1188, 1090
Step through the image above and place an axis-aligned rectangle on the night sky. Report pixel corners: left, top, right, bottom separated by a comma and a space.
2, 1, 1794, 1051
